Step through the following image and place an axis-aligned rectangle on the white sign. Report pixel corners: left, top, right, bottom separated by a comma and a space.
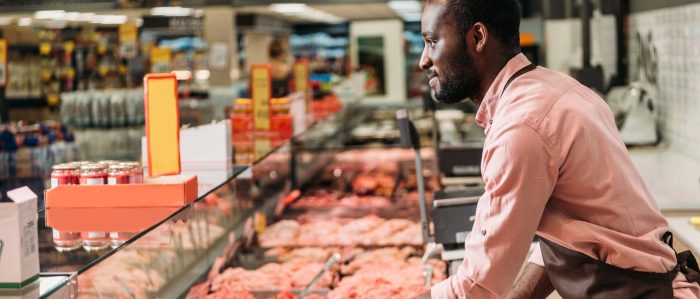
209, 42, 228, 70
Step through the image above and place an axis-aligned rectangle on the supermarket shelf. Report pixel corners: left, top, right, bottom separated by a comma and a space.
3, 97, 49, 109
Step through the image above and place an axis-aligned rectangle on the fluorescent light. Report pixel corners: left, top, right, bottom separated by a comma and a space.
93, 15, 128, 25
270, 3, 309, 14
389, 0, 421, 12
151, 6, 194, 17
0, 17, 13, 26
400, 12, 423, 22
34, 10, 65, 20
18, 18, 32, 26
76, 13, 95, 22
135, 17, 144, 27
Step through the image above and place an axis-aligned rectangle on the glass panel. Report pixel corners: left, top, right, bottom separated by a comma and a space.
357, 36, 386, 96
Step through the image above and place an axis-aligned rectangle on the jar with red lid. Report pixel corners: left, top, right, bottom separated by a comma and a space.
79, 164, 107, 185
82, 231, 110, 251
108, 164, 131, 185
52, 229, 82, 251
120, 162, 143, 184
51, 164, 79, 188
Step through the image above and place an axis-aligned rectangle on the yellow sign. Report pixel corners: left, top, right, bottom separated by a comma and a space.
0, 39, 6, 86
41, 69, 52, 81
65, 68, 75, 79
144, 73, 181, 177
150, 47, 172, 73
63, 41, 75, 54
119, 23, 137, 42
253, 138, 271, 160
293, 61, 309, 93
97, 43, 107, 55
39, 43, 51, 55
254, 212, 267, 233
251, 65, 271, 130
47, 94, 59, 106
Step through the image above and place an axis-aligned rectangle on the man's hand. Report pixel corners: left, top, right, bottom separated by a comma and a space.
508, 262, 554, 299
415, 290, 431, 299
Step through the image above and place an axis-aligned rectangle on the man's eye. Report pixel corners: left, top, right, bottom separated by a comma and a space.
427, 40, 437, 47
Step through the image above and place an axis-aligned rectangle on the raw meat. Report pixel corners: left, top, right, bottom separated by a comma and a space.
258, 220, 300, 247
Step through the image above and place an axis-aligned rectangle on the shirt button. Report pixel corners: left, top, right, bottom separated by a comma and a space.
481, 229, 487, 236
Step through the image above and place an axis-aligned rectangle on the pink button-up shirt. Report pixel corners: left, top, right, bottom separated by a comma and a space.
431, 54, 700, 299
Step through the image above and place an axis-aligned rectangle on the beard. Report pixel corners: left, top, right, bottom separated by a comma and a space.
431, 45, 481, 104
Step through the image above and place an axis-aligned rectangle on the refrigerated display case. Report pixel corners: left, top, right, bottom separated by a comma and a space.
37, 101, 444, 298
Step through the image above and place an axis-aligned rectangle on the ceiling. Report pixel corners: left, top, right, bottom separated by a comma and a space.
235, 3, 403, 23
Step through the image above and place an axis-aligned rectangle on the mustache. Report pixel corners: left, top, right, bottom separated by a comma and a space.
425, 70, 438, 79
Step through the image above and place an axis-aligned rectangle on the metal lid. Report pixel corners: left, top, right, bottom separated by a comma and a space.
108, 164, 131, 171
52, 164, 78, 170
80, 164, 106, 171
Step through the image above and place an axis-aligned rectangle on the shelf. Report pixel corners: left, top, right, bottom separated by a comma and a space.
3, 97, 49, 109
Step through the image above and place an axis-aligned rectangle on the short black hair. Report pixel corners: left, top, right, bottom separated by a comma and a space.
445, 0, 522, 53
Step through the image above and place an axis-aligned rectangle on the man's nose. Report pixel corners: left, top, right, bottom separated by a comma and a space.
419, 49, 432, 71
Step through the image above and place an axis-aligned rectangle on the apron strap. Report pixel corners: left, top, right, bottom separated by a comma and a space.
500, 63, 537, 98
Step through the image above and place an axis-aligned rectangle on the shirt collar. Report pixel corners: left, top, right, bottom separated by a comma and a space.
475, 53, 532, 128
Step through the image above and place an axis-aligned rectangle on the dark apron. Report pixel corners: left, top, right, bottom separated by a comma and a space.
540, 234, 700, 299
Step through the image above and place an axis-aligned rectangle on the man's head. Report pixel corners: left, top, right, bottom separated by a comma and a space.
420, 0, 521, 104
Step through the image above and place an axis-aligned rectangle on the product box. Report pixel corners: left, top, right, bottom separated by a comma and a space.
142, 121, 233, 196
45, 175, 198, 209
0, 187, 39, 289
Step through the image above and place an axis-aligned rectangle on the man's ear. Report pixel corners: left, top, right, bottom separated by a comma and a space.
471, 22, 489, 53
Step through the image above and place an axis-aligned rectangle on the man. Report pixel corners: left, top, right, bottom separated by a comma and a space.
416, 0, 700, 298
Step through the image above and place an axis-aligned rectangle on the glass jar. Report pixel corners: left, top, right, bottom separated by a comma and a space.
97, 160, 120, 167
52, 229, 82, 252
50, 164, 79, 188
120, 162, 143, 184
79, 164, 107, 185
109, 232, 137, 248
107, 164, 131, 185
82, 231, 110, 251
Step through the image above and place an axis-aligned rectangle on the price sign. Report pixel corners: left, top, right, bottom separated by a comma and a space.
144, 73, 181, 177
39, 43, 51, 55
150, 47, 172, 73
0, 39, 6, 87
251, 65, 271, 130
119, 23, 138, 59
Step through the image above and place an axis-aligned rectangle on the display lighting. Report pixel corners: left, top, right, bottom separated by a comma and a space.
34, 10, 66, 20
173, 70, 193, 81
388, 0, 423, 22
269, 3, 344, 23
151, 6, 194, 17
18, 18, 32, 27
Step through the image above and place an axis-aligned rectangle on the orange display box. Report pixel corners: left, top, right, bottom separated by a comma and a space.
46, 206, 183, 232
45, 175, 198, 209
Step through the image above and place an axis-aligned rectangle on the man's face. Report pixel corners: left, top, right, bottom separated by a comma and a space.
419, 2, 481, 104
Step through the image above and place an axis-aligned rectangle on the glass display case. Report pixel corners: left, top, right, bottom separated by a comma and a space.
37, 101, 439, 298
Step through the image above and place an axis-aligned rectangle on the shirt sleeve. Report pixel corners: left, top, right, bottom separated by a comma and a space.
431, 124, 558, 299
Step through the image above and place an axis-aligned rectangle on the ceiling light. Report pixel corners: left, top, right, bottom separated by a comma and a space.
76, 13, 95, 22
270, 3, 309, 14
400, 12, 423, 22
151, 6, 193, 17
0, 17, 13, 26
34, 10, 65, 20
18, 18, 32, 26
388, 0, 421, 12
93, 15, 128, 25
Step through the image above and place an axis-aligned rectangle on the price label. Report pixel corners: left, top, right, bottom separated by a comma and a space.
253, 138, 271, 160
150, 47, 172, 73
119, 23, 138, 59
254, 212, 266, 233
251, 65, 271, 130
65, 68, 75, 79
144, 73, 181, 177
39, 43, 51, 55
97, 43, 107, 55
47, 94, 59, 106
0, 39, 6, 86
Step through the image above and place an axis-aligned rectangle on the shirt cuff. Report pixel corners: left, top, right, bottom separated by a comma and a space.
431, 277, 457, 299
528, 242, 544, 267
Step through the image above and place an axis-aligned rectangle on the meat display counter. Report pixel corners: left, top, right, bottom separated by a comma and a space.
37, 102, 444, 299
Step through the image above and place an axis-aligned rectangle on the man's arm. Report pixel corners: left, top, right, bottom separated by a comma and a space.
508, 263, 554, 299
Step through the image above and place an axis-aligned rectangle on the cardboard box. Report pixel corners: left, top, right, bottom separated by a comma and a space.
45, 175, 198, 209
0, 187, 39, 289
